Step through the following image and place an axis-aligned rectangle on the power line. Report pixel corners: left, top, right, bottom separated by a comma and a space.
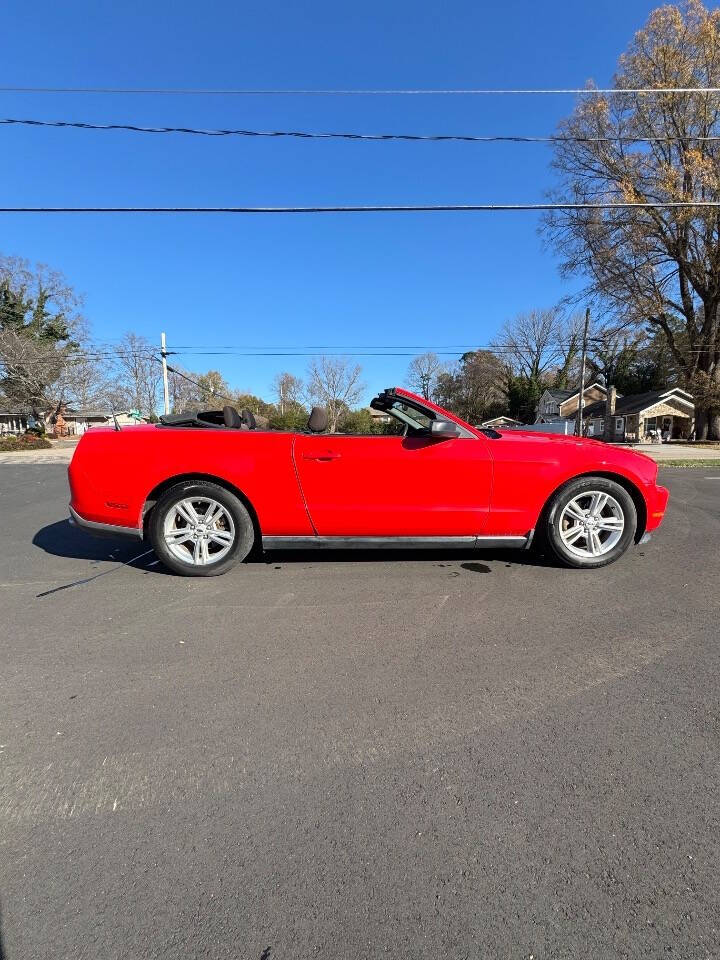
167, 350, 507, 357
8, 343, 714, 361
7, 341, 714, 370
161, 359, 235, 404
5, 117, 720, 143
2, 202, 720, 214
188, 341, 616, 351
1, 86, 720, 96
53, 338, 597, 352
0, 341, 646, 356
24, 341, 538, 353
0, 341, 586, 362
5, 348, 552, 362
171, 343, 504, 351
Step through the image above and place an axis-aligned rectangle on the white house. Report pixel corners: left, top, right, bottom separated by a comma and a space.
479, 415, 524, 430
58, 409, 149, 434
0, 411, 29, 435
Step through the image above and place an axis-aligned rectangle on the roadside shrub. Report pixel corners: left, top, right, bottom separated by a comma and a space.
0, 434, 53, 451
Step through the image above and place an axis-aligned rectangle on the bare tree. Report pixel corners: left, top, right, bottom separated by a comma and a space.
435, 350, 507, 424
307, 356, 364, 432
114, 332, 161, 416
57, 353, 117, 410
167, 366, 204, 412
543, 1, 720, 438
585, 325, 638, 388
166, 367, 237, 412
0, 327, 67, 415
406, 352, 444, 400
0, 254, 83, 325
488, 308, 585, 422
0, 255, 89, 423
492, 308, 569, 383
552, 312, 585, 388
272, 371, 305, 413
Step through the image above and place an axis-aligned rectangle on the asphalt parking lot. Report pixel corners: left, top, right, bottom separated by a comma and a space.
1, 464, 719, 959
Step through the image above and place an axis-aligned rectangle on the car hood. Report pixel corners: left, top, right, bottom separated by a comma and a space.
495, 429, 658, 473
497, 429, 602, 445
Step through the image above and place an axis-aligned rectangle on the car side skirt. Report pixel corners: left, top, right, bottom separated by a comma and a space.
262, 535, 530, 550
69, 506, 144, 539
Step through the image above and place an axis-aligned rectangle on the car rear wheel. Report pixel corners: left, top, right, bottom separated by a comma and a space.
149, 481, 255, 576
544, 477, 637, 569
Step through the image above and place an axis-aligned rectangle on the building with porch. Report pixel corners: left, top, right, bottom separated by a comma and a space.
0, 411, 29, 435
368, 406, 393, 427
59, 409, 149, 434
581, 388, 695, 442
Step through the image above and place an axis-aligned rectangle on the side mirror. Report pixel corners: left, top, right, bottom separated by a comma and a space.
430, 420, 460, 439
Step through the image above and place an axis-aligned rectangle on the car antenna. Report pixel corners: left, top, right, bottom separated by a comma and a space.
110, 405, 122, 431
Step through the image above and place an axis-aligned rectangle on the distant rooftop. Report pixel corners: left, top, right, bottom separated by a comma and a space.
582, 388, 694, 418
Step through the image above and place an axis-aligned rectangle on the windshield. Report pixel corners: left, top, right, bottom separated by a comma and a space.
386, 401, 434, 433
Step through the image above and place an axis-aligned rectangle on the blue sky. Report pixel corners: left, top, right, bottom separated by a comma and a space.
2, 0, 662, 402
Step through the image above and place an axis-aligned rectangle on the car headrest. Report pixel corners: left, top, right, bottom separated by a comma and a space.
307, 406, 328, 433
241, 409, 256, 430
223, 405, 243, 429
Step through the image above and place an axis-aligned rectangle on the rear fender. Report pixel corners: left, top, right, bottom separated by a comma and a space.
141, 472, 262, 543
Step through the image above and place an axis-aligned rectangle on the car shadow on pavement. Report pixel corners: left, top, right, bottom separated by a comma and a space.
32, 519, 557, 583
31, 519, 170, 581
254, 546, 556, 568
33, 519, 148, 564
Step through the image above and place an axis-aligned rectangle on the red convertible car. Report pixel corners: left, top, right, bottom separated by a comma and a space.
68, 387, 669, 576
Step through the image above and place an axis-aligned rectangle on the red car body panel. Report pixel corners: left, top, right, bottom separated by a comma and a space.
68, 387, 669, 542
294, 432, 492, 535
69, 427, 315, 535
480, 429, 669, 536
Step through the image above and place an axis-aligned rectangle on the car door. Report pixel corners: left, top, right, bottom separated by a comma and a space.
293, 432, 492, 537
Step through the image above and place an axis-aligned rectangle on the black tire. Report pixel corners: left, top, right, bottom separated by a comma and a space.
544, 476, 637, 569
149, 481, 255, 577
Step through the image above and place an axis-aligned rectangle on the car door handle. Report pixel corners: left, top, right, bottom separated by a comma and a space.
303, 452, 341, 461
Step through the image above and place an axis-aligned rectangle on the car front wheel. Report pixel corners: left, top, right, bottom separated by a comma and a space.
149, 481, 255, 576
544, 477, 637, 569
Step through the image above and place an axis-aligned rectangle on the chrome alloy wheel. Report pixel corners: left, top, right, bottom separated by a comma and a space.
162, 496, 236, 566
558, 490, 625, 559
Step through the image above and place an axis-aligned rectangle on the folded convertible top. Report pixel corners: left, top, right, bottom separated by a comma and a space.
159, 410, 226, 428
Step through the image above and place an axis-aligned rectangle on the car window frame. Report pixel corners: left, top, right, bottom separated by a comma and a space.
366, 392, 477, 440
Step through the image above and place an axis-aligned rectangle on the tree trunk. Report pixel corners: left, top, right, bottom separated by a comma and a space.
694, 364, 720, 440
695, 408, 708, 440
694, 407, 720, 441
709, 411, 720, 442
710, 363, 720, 441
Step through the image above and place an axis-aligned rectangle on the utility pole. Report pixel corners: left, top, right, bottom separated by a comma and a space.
160, 332, 170, 415
575, 308, 590, 437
